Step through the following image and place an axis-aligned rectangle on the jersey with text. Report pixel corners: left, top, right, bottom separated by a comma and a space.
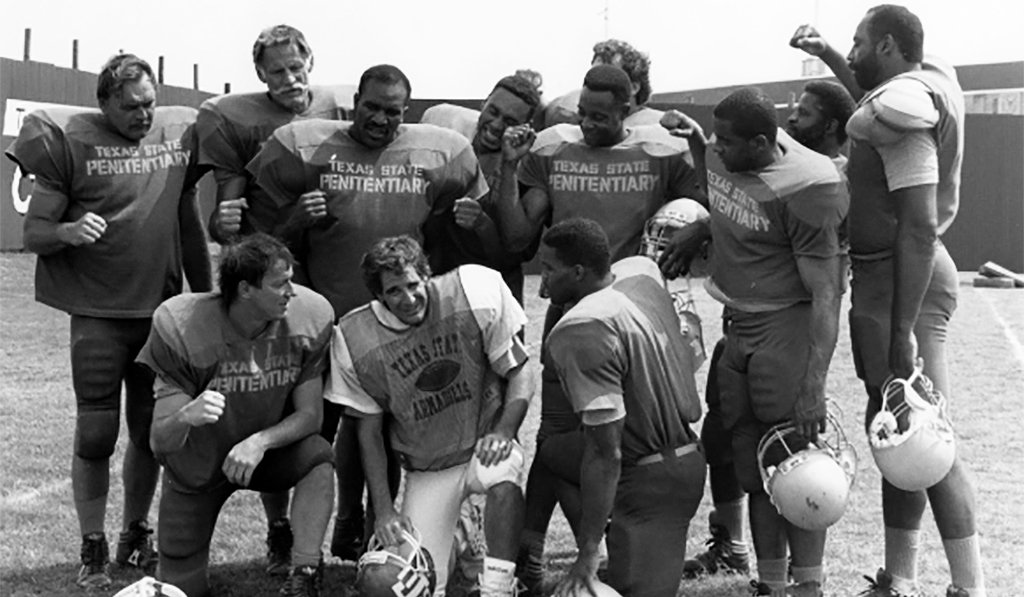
197, 87, 348, 236
845, 59, 963, 256
326, 265, 528, 471
519, 123, 700, 262
136, 286, 333, 492
5, 106, 199, 317
547, 256, 701, 462
704, 128, 848, 311
250, 121, 488, 317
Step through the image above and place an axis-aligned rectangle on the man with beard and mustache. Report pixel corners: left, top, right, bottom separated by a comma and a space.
5, 53, 211, 589
249, 63, 488, 567
139, 234, 335, 597
420, 74, 543, 304
661, 87, 847, 596
195, 24, 347, 576
494, 64, 701, 591
791, 5, 986, 596
786, 81, 856, 170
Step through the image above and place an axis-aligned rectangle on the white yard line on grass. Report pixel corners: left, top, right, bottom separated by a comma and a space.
0, 479, 69, 508
972, 286, 1024, 371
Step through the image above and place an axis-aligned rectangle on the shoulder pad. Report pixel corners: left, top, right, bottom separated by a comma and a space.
870, 77, 938, 131
531, 123, 581, 153
419, 104, 479, 141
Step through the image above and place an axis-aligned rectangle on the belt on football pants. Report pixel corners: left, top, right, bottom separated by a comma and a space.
633, 442, 702, 467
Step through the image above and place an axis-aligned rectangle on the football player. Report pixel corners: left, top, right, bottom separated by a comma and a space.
138, 233, 335, 597
538, 218, 706, 597
249, 64, 489, 564
493, 64, 701, 589
420, 74, 542, 304
5, 53, 211, 589
326, 235, 533, 597
543, 39, 664, 129
195, 23, 347, 575
661, 88, 848, 596
791, 6, 986, 596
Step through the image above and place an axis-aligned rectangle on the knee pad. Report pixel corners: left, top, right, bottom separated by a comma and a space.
75, 410, 120, 459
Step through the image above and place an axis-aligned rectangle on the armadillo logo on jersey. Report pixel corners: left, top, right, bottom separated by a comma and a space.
319, 159, 428, 194
549, 159, 659, 193
208, 343, 301, 394
707, 170, 771, 232
85, 139, 190, 177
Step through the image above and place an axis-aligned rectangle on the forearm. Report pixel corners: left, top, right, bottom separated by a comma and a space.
151, 392, 196, 455
494, 162, 538, 252
577, 434, 620, 555
687, 137, 709, 202
892, 223, 936, 343
492, 363, 532, 439
23, 217, 72, 255
208, 173, 246, 244
179, 187, 213, 292
245, 407, 320, 454
357, 418, 399, 519
801, 292, 841, 416
818, 46, 864, 101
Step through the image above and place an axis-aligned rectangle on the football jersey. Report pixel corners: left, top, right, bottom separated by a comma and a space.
249, 121, 488, 317
703, 128, 848, 312
5, 106, 199, 317
326, 265, 528, 471
136, 285, 333, 492
519, 123, 700, 262
547, 256, 701, 463
197, 87, 348, 236
845, 59, 964, 256
543, 88, 665, 128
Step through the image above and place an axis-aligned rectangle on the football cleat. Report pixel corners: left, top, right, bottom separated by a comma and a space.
868, 359, 956, 491
116, 519, 157, 572
331, 513, 366, 561
113, 576, 187, 597
681, 512, 750, 578
639, 198, 711, 276
758, 410, 857, 531
279, 564, 322, 597
266, 518, 294, 576
357, 528, 436, 597
859, 568, 922, 597
77, 532, 112, 589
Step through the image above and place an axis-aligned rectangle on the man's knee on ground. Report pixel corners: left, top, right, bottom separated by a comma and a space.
74, 410, 120, 459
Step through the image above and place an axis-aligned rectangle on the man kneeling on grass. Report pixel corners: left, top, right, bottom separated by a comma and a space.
137, 233, 335, 597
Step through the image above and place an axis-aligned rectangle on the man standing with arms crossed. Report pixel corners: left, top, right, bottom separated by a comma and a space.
195, 23, 347, 574
327, 235, 532, 597
661, 87, 847, 596
791, 6, 986, 595
495, 64, 700, 589
5, 53, 211, 588
250, 64, 489, 562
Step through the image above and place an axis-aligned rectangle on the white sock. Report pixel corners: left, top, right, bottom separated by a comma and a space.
482, 556, 516, 587
884, 527, 921, 591
943, 535, 985, 596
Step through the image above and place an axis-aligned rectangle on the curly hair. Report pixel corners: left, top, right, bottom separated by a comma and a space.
592, 39, 652, 105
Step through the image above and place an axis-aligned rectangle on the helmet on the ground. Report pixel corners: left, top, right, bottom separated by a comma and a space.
639, 198, 711, 276
868, 360, 956, 491
758, 411, 857, 530
356, 528, 436, 597
113, 577, 187, 597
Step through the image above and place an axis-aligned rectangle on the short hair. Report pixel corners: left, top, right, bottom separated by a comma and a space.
714, 87, 778, 143
582, 64, 633, 106
542, 218, 611, 277
252, 24, 313, 66
96, 54, 155, 104
592, 39, 652, 105
358, 64, 411, 100
360, 235, 432, 297
218, 233, 295, 306
866, 4, 924, 63
803, 81, 857, 144
490, 74, 542, 120
514, 69, 544, 93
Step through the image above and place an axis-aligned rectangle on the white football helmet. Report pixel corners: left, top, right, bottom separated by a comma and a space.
113, 577, 187, 597
357, 528, 436, 597
639, 198, 711, 276
868, 360, 956, 491
758, 411, 858, 531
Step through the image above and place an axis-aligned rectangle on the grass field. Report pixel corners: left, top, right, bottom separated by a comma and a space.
1, 251, 1022, 597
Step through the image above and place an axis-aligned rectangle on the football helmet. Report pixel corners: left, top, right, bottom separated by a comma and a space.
639, 198, 711, 276
758, 411, 858, 531
113, 577, 187, 597
357, 528, 436, 597
868, 360, 956, 491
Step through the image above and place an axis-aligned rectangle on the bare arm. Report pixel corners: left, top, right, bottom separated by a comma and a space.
150, 378, 225, 455
23, 180, 107, 256
890, 184, 938, 378
493, 124, 549, 253
789, 25, 865, 101
794, 254, 843, 439
357, 413, 410, 545
179, 183, 213, 292
476, 362, 534, 466
208, 172, 248, 244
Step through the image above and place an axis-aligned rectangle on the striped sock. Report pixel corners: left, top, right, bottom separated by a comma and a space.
757, 557, 789, 591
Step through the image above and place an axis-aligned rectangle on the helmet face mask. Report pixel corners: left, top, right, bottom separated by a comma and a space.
357, 528, 436, 597
758, 411, 857, 531
639, 198, 710, 275
113, 577, 187, 597
868, 362, 956, 491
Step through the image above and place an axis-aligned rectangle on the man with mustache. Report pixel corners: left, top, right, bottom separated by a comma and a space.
138, 233, 335, 597
5, 53, 211, 589
194, 23, 347, 575
791, 5, 986, 596
249, 64, 488, 567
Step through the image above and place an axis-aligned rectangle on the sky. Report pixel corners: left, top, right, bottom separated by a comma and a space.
2, 0, 1022, 101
